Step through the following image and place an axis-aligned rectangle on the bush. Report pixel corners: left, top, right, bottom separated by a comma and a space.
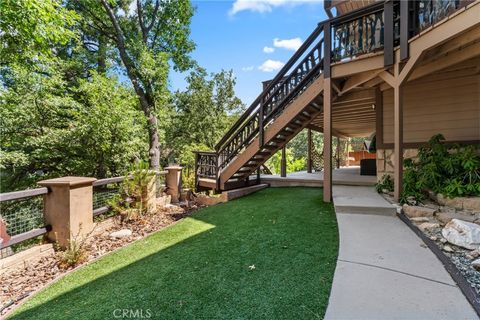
375, 174, 394, 193
109, 161, 157, 222
401, 134, 480, 203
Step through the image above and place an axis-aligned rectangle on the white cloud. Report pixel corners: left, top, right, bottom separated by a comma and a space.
229, 0, 322, 16
242, 66, 255, 72
258, 59, 285, 72
263, 46, 275, 53
273, 37, 303, 51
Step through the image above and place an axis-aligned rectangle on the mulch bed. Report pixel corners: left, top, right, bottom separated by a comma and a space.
0, 202, 201, 316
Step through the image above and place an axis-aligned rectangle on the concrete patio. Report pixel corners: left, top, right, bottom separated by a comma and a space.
260, 166, 376, 187
325, 185, 478, 320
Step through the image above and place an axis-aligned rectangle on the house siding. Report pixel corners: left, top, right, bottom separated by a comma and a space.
382, 72, 480, 144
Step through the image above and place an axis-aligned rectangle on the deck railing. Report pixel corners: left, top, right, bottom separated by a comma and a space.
0, 188, 52, 251
331, 2, 401, 62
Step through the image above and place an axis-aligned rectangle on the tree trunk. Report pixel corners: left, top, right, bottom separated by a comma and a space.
100, 0, 160, 170
146, 110, 160, 170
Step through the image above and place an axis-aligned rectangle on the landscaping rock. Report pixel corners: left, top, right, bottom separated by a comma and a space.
442, 219, 480, 250
418, 222, 440, 232
410, 217, 430, 223
443, 245, 454, 253
463, 197, 480, 213
471, 258, 480, 271
403, 205, 436, 218
156, 195, 171, 208
436, 211, 475, 225
109, 229, 132, 238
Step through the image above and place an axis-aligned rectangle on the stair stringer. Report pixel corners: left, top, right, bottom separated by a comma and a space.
219, 75, 325, 188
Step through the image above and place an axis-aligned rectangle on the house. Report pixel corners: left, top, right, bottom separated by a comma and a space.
195, 0, 480, 203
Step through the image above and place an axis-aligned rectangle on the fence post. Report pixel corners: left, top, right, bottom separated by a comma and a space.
38, 176, 96, 248
165, 165, 183, 203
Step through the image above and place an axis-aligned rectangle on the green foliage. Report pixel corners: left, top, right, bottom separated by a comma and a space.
266, 148, 307, 174
1, 66, 147, 191
402, 134, 480, 202
167, 68, 244, 172
0, 0, 78, 66
375, 174, 394, 193
109, 161, 156, 221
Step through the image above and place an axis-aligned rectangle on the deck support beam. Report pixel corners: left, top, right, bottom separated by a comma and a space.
323, 22, 332, 203
307, 129, 313, 173
393, 83, 403, 202
323, 77, 333, 203
281, 146, 287, 178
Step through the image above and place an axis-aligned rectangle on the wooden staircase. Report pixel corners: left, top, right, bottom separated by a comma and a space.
195, 23, 327, 192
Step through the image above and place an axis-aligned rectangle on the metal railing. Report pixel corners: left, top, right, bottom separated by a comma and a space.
0, 188, 51, 251
331, 1, 400, 62
92, 171, 167, 217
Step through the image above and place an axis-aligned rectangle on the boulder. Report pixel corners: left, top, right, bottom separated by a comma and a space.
418, 222, 440, 232
109, 229, 132, 238
403, 205, 436, 218
441, 219, 480, 250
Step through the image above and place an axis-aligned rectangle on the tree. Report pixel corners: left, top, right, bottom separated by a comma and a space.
0, 66, 147, 191
0, 0, 78, 66
77, 0, 195, 170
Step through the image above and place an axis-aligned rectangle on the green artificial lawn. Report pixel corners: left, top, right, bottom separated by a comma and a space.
10, 187, 338, 320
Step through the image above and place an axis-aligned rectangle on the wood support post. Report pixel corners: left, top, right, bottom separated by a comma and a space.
323, 21, 332, 203
307, 129, 313, 173
281, 146, 287, 177
384, 0, 394, 66
336, 137, 341, 169
393, 84, 403, 202
400, 0, 410, 61
323, 77, 333, 203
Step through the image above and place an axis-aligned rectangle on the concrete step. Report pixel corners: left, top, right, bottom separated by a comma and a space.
333, 186, 396, 216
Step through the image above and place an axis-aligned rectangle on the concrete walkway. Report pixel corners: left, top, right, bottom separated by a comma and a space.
325, 186, 478, 320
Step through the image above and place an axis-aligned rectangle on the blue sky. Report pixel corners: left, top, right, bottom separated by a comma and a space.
169, 0, 328, 105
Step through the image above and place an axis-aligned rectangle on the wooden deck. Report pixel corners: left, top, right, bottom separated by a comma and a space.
260, 167, 376, 187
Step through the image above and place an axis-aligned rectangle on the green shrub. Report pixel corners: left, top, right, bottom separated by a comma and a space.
375, 174, 394, 193
109, 161, 157, 221
402, 134, 480, 203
